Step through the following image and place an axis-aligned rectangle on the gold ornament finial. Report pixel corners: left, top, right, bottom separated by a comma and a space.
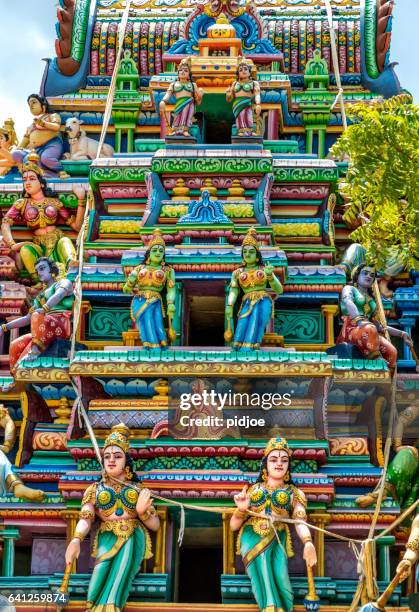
263, 437, 292, 457
148, 228, 166, 249
242, 227, 260, 249
20, 150, 44, 177
104, 424, 130, 453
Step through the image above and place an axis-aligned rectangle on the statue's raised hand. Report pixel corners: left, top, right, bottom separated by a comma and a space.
234, 485, 251, 512
264, 264, 274, 278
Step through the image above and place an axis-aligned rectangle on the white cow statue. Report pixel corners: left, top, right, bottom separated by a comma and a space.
64, 117, 114, 160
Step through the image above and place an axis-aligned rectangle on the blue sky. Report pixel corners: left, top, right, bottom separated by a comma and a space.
0, 0, 418, 138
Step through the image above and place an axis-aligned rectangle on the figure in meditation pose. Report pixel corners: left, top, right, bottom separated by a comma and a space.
159, 58, 203, 136
231, 437, 317, 612
226, 58, 261, 137
225, 228, 283, 351
0, 258, 74, 384
10, 94, 64, 175
122, 229, 176, 349
0, 118, 18, 177
337, 264, 414, 370
65, 424, 160, 611
1, 152, 86, 280
0, 405, 44, 502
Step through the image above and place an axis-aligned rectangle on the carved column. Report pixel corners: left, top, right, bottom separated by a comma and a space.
321, 305, 339, 348
309, 513, 331, 577
222, 512, 235, 575
61, 509, 80, 573
1, 527, 20, 577
153, 507, 168, 573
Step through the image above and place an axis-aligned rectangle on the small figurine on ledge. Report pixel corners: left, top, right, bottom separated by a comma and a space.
122, 229, 177, 348
225, 228, 283, 351
0, 118, 18, 177
0, 258, 74, 387
10, 94, 64, 176
0, 405, 44, 502
159, 58, 204, 137
337, 264, 414, 371
1, 152, 86, 281
65, 424, 159, 611
230, 437, 317, 612
226, 57, 261, 137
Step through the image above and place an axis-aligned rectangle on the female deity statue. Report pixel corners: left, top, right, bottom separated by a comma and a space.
65, 424, 160, 611
10, 94, 64, 175
159, 58, 204, 137
231, 437, 317, 612
337, 264, 414, 370
122, 229, 176, 349
226, 58, 261, 137
0, 258, 74, 383
1, 152, 86, 280
0, 119, 18, 177
225, 228, 283, 351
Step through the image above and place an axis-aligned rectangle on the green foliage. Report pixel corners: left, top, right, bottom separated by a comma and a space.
330, 94, 419, 270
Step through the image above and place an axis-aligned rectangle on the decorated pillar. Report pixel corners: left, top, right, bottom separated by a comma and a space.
1, 527, 20, 577
111, 50, 142, 153
309, 513, 331, 577
222, 512, 235, 574
300, 50, 333, 159
61, 510, 80, 573
376, 535, 396, 582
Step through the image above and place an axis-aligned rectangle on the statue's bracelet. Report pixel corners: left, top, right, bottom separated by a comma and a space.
1, 323, 8, 333
233, 509, 248, 519
140, 506, 157, 522
42, 304, 50, 313
302, 536, 313, 545
72, 530, 86, 542
352, 315, 367, 324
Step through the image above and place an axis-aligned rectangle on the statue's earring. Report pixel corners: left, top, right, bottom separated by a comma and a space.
125, 466, 133, 480
284, 472, 290, 483
262, 468, 268, 482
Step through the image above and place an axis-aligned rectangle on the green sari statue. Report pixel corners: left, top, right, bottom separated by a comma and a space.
356, 400, 419, 516
231, 437, 317, 612
65, 424, 160, 612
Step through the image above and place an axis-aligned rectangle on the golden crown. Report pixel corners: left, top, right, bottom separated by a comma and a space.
178, 57, 192, 70
242, 227, 260, 249
20, 150, 44, 177
0, 118, 18, 146
263, 437, 292, 457
147, 228, 166, 249
104, 424, 130, 453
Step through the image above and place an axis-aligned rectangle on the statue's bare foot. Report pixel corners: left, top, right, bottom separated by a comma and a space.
1, 381, 16, 393
14, 483, 45, 502
25, 347, 41, 362
355, 492, 379, 508
183, 131, 189, 137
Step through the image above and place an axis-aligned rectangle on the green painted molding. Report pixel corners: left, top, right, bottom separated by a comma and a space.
364, 0, 380, 79
151, 158, 273, 174
70, 0, 91, 64
90, 164, 150, 188
273, 167, 339, 182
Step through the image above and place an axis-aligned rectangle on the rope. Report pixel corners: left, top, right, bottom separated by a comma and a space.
323, 0, 348, 130
96, 0, 132, 158
348, 281, 399, 611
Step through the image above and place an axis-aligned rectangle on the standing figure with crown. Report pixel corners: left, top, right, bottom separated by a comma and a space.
159, 58, 204, 137
65, 424, 160, 612
0, 118, 18, 177
225, 228, 283, 351
231, 437, 317, 612
122, 229, 177, 349
1, 152, 86, 281
226, 58, 261, 137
